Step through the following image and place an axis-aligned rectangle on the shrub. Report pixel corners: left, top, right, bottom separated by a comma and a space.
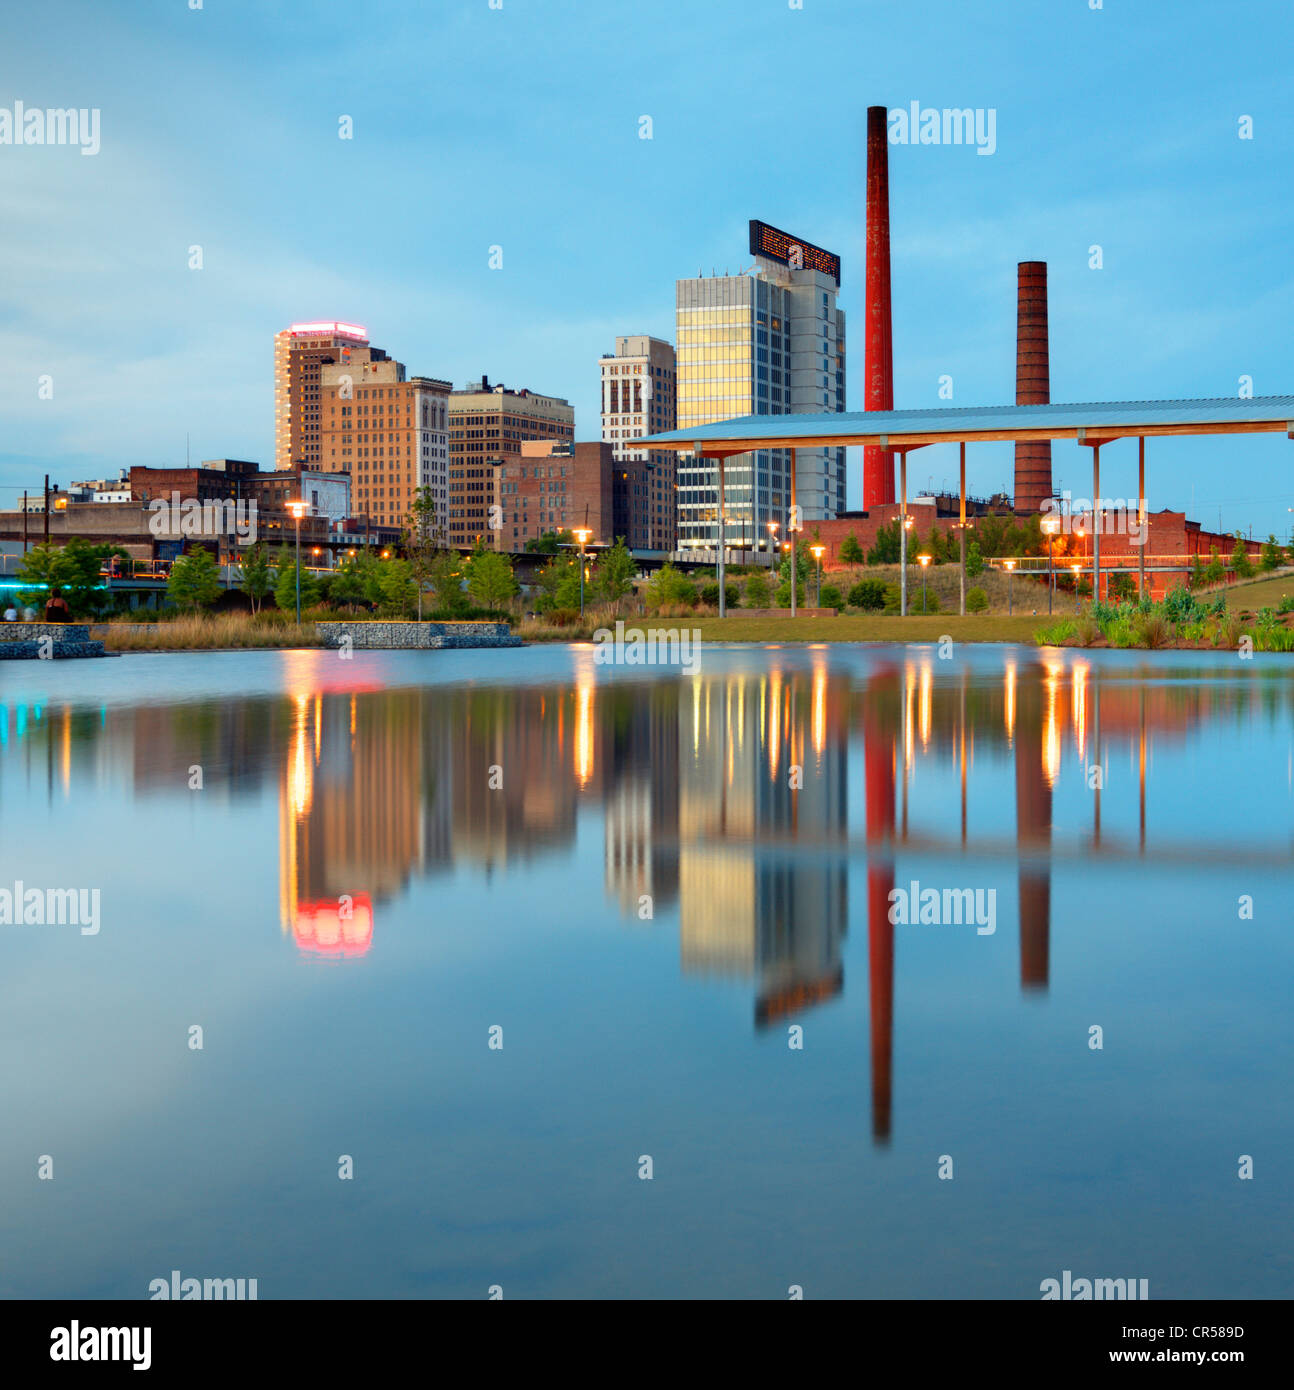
1133, 611, 1170, 648
744, 572, 770, 609
700, 580, 739, 609
1034, 619, 1076, 645
819, 583, 843, 611
910, 589, 940, 614
965, 587, 988, 613
1073, 613, 1101, 647
1277, 593, 1294, 613
847, 579, 886, 611
646, 563, 698, 611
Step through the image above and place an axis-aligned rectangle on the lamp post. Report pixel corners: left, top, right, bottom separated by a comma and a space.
1004, 557, 1016, 616
810, 545, 824, 607
918, 553, 930, 613
1040, 515, 1060, 615
767, 521, 779, 570
574, 527, 592, 619
900, 515, 914, 616
1071, 562, 1083, 612
286, 500, 308, 625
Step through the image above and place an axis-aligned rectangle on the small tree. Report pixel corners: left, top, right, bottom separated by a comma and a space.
866, 521, 901, 565
402, 485, 444, 620
644, 562, 698, 611
838, 531, 864, 565
428, 551, 467, 616
1260, 535, 1282, 572
744, 572, 770, 609
966, 587, 989, 612
17, 538, 126, 617
1231, 535, 1254, 580
594, 537, 636, 603
465, 549, 518, 610
1203, 545, 1225, 585
965, 540, 985, 578
274, 558, 320, 617
375, 558, 416, 618
238, 542, 273, 615
167, 548, 223, 613
1188, 553, 1206, 589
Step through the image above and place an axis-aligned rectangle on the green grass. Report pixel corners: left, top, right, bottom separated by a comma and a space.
1223, 571, 1294, 611
690, 613, 1045, 644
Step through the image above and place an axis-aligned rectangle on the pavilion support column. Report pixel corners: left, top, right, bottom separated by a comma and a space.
790, 447, 798, 619
717, 453, 726, 619
899, 449, 908, 617
1138, 436, 1146, 601
959, 441, 967, 616
1092, 442, 1101, 605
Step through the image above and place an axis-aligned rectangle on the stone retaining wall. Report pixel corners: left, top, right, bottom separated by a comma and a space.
315, 621, 522, 650
0, 623, 93, 642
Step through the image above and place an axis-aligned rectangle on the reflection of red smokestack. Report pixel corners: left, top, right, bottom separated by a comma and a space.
1014, 261, 1052, 513
864, 106, 895, 508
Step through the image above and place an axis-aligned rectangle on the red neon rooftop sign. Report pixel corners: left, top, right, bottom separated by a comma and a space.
288, 321, 368, 340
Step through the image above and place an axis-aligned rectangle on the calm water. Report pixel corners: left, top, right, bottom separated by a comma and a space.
1, 643, 1291, 1300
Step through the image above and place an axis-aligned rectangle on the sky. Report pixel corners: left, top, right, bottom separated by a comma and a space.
2, 0, 1292, 537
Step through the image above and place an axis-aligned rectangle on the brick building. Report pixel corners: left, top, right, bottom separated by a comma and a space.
316, 347, 451, 535
448, 378, 574, 549
496, 440, 613, 551
274, 322, 370, 471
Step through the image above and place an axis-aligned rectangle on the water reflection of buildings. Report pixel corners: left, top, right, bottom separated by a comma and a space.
678, 666, 849, 1026
3, 656, 1290, 1127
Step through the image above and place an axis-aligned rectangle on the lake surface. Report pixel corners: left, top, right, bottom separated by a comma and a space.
1, 643, 1291, 1300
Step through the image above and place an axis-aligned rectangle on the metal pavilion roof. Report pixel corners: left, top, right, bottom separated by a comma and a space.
639, 395, 1294, 454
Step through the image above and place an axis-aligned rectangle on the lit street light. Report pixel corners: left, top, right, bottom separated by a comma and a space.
285, 499, 308, 625
1004, 557, 1016, 615
767, 520, 779, 570
918, 552, 931, 612
1040, 514, 1061, 615
810, 545, 824, 607
1070, 561, 1083, 612
573, 527, 592, 619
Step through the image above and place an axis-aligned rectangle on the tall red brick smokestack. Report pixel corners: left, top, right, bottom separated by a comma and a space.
1014, 261, 1052, 513
864, 105, 895, 507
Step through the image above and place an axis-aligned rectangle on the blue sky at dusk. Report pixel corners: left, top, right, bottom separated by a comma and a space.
2, 0, 1292, 535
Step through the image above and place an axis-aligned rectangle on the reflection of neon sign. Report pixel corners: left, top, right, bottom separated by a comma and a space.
294, 893, 373, 958
288, 322, 368, 340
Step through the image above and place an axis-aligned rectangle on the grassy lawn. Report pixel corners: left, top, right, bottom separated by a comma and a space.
691, 613, 1046, 644
1223, 571, 1294, 610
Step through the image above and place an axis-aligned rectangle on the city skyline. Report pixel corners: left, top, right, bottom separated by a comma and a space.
3, 1, 1293, 539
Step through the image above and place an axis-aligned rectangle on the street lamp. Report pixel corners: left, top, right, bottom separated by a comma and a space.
900, 516, 915, 616
1070, 561, 1083, 612
285, 500, 308, 625
1040, 514, 1061, 615
573, 527, 592, 619
810, 545, 824, 607
918, 553, 931, 613
767, 521, 779, 570
1004, 557, 1016, 615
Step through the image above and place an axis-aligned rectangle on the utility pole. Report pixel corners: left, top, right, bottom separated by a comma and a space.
22, 492, 29, 553
43, 475, 50, 545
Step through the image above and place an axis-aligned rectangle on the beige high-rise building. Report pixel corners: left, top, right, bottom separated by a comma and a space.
599, 335, 677, 551
274, 322, 370, 471
447, 377, 574, 549
318, 348, 451, 533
